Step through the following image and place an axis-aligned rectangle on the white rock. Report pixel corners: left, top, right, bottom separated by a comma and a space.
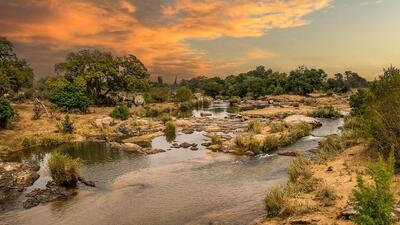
283, 115, 321, 127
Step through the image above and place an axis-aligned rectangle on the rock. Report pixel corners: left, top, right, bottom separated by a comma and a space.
118, 123, 134, 136
0, 162, 40, 205
289, 218, 319, 224
340, 204, 357, 219
201, 142, 212, 147
182, 128, 194, 134
208, 144, 221, 152
23, 181, 73, 209
171, 143, 180, 148
109, 142, 142, 152
278, 151, 299, 157
141, 148, 166, 155
190, 147, 199, 151
175, 119, 193, 127
206, 126, 221, 132
283, 115, 321, 127
244, 151, 255, 156
191, 143, 198, 147
95, 117, 115, 128
327, 166, 334, 172
200, 112, 212, 117
179, 142, 193, 148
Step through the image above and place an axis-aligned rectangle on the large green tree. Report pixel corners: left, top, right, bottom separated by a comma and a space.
0, 37, 34, 95
286, 66, 327, 95
55, 49, 150, 105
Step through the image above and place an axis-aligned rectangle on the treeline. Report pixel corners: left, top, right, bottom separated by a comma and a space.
179, 66, 368, 98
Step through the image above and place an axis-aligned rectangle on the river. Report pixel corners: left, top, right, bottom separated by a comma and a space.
0, 105, 343, 225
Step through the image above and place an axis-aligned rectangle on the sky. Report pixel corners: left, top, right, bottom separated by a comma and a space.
0, 0, 399, 82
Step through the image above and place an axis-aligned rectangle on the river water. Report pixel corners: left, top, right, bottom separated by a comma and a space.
0, 105, 343, 225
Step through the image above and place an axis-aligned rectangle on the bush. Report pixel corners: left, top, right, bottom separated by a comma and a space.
48, 151, 80, 187
318, 136, 343, 161
316, 183, 338, 206
160, 113, 172, 124
21, 137, 38, 149
57, 115, 74, 134
109, 104, 130, 120
351, 150, 395, 225
264, 186, 289, 217
349, 88, 372, 115
247, 119, 262, 134
288, 156, 312, 183
175, 86, 193, 102
309, 105, 340, 118
40, 135, 67, 147
32, 101, 42, 120
164, 121, 176, 142
49, 84, 90, 112
229, 96, 241, 105
0, 97, 16, 128
178, 102, 192, 112
210, 134, 222, 145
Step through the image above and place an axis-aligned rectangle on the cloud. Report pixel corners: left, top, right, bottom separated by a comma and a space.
0, 0, 331, 80
360, 0, 384, 6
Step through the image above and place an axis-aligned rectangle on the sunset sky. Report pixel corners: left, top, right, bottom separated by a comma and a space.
0, 0, 399, 81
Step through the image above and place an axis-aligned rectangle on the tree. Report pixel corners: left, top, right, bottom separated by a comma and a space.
175, 86, 193, 102
0, 97, 16, 128
0, 37, 34, 95
286, 66, 327, 95
325, 73, 349, 93
49, 84, 91, 112
55, 49, 150, 105
344, 71, 368, 88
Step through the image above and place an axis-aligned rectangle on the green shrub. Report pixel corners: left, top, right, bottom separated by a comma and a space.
229, 96, 241, 105
351, 150, 395, 225
316, 183, 338, 206
164, 121, 176, 142
264, 186, 289, 217
247, 119, 262, 134
349, 88, 372, 115
160, 113, 172, 124
57, 115, 74, 134
109, 104, 130, 120
48, 151, 80, 187
40, 135, 67, 147
263, 135, 279, 152
175, 86, 193, 102
0, 97, 16, 128
318, 136, 343, 161
32, 102, 42, 120
144, 106, 162, 117
288, 156, 312, 183
179, 102, 192, 112
21, 137, 38, 149
309, 105, 340, 118
49, 84, 90, 112
210, 134, 222, 145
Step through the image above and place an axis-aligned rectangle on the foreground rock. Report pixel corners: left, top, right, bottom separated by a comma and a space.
283, 115, 321, 127
23, 181, 73, 209
0, 162, 40, 205
108, 142, 165, 155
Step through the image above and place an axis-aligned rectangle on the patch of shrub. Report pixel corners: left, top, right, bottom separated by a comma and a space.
32, 102, 42, 120
210, 134, 222, 145
144, 106, 162, 117
49, 84, 90, 112
109, 104, 130, 120
57, 115, 75, 134
316, 183, 338, 206
264, 186, 290, 217
21, 137, 38, 149
40, 135, 68, 147
309, 105, 340, 118
48, 151, 80, 187
0, 97, 16, 128
263, 135, 279, 152
160, 113, 172, 124
318, 136, 343, 161
175, 86, 193, 102
349, 88, 372, 115
247, 119, 262, 134
164, 121, 176, 142
288, 156, 313, 184
229, 96, 241, 105
351, 149, 395, 225
270, 122, 288, 133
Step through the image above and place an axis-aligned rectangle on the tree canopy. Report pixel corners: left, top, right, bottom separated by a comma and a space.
0, 37, 34, 95
54, 49, 150, 105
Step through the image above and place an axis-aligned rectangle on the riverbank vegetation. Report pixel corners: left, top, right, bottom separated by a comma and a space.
48, 151, 80, 187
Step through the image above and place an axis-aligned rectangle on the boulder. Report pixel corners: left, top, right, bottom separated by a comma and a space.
95, 117, 115, 128
190, 147, 199, 151
340, 204, 357, 219
23, 181, 73, 209
244, 151, 255, 156
108, 142, 142, 152
283, 115, 321, 127
175, 119, 193, 127
278, 151, 299, 157
200, 112, 212, 117
179, 142, 193, 148
0, 162, 40, 205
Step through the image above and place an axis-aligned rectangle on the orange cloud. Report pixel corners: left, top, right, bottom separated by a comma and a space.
0, 0, 331, 79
